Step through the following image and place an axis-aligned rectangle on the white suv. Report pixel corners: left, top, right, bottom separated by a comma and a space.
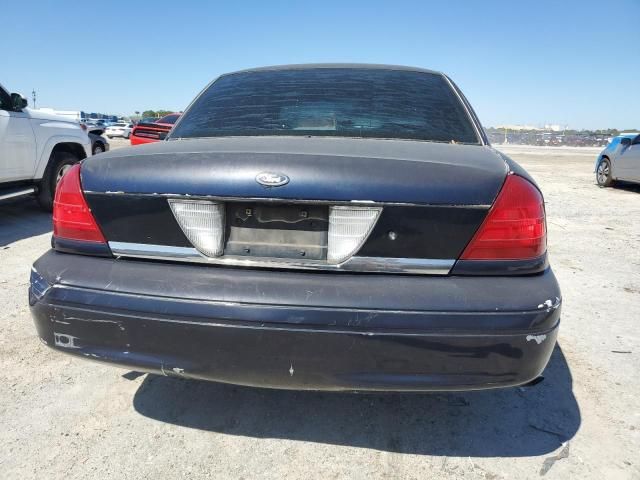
0, 83, 92, 210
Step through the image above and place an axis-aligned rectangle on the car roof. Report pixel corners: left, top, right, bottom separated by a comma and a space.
223, 63, 443, 77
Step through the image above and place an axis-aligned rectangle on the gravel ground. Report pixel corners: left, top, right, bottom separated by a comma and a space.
0, 143, 638, 479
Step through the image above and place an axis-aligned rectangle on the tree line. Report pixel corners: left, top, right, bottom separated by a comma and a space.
134, 110, 175, 119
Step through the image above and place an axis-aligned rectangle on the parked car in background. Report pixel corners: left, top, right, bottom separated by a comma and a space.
138, 116, 160, 124
105, 123, 133, 139
30, 65, 561, 392
89, 132, 109, 155
83, 120, 105, 134
130, 113, 181, 145
0, 82, 91, 209
595, 133, 640, 187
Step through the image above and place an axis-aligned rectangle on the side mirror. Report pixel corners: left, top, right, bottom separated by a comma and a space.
10, 93, 28, 111
620, 137, 632, 147
158, 132, 168, 141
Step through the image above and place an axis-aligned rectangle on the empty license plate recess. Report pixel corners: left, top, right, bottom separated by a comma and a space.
225, 203, 329, 260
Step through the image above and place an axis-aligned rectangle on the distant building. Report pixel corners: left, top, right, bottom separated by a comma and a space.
495, 124, 541, 131
36, 108, 118, 123
494, 124, 566, 132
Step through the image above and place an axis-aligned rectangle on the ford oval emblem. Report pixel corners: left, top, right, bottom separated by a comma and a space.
256, 172, 289, 187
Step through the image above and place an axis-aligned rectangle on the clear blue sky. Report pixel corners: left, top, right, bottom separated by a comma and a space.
3, 0, 638, 129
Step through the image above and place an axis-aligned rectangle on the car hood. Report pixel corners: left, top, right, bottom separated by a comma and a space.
25, 108, 79, 124
81, 136, 508, 205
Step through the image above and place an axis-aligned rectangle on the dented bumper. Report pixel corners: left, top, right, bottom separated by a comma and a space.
29, 250, 561, 392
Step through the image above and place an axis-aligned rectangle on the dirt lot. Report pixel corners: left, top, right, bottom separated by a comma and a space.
1, 144, 638, 479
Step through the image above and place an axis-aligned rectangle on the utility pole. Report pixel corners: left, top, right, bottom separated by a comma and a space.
32, 89, 37, 109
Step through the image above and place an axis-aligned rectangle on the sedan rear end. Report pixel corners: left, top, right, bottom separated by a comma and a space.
105, 123, 132, 139
30, 65, 560, 391
130, 114, 180, 145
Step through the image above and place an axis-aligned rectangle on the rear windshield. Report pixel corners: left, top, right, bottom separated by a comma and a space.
159, 114, 180, 124
170, 68, 479, 144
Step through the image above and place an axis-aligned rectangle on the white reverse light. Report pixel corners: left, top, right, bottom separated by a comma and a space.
327, 206, 382, 264
168, 199, 225, 257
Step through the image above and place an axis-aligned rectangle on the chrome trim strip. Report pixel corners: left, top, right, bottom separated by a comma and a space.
83, 191, 491, 210
345, 257, 454, 274
108, 241, 454, 275
0, 187, 35, 201
109, 242, 199, 259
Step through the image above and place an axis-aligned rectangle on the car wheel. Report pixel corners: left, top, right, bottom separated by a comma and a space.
107, 135, 113, 139
93, 142, 105, 155
596, 158, 615, 187
36, 151, 81, 211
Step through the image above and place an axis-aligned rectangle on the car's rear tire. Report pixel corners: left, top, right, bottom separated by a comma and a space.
93, 142, 105, 155
596, 158, 615, 187
36, 151, 81, 211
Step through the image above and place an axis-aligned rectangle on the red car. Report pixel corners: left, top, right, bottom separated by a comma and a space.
130, 113, 181, 145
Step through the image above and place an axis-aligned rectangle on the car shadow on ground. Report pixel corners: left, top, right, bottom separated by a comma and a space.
0, 197, 51, 247
133, 345, 579, 457
613, 181, 640, 194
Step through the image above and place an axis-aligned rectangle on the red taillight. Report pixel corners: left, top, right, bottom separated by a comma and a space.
53, 164, 106, 243
461, 174, 546, 260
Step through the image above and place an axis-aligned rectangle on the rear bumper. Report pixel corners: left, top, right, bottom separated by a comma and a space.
29, 250, 561, 392
130, 135, 159, 145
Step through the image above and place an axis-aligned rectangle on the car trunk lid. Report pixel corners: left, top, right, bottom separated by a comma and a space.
81, 136, 506, 205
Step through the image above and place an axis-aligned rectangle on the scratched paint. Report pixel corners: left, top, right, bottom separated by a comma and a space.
53, 332, 82, 349
526, 334, 547, 345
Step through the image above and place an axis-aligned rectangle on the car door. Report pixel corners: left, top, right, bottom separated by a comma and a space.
0, 87, 37, 182
616, 135, 640, 181
627, 135, 640, 182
